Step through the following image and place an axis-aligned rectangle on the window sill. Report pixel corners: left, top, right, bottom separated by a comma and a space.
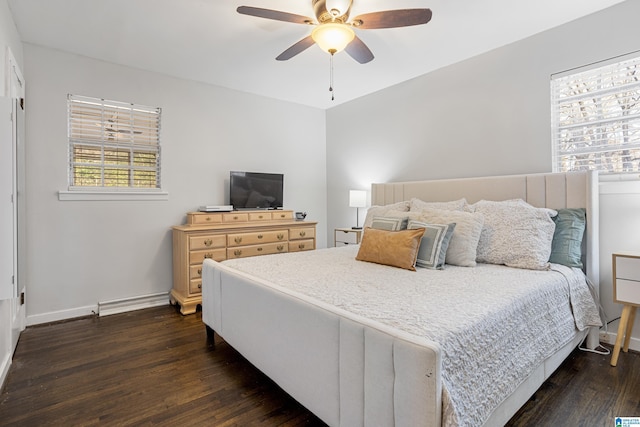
58, 190, 169, 201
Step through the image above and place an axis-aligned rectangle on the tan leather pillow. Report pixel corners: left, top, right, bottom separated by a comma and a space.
356, 227, 425, 271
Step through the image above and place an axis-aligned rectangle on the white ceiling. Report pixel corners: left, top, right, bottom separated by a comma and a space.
7, 0, 627, 109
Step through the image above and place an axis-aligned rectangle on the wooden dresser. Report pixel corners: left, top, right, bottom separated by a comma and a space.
171, 210, 317, 314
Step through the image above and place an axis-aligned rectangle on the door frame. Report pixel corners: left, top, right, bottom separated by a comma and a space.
6, 46, 25, 353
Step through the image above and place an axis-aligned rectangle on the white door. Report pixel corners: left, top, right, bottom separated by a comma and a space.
8, 50, 25, 352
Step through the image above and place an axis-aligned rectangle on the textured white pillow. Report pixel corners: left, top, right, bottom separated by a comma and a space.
410, 197, 467, 212
416, 208, 484, 267
472, 200, 557, 270
362, 201, 409, 229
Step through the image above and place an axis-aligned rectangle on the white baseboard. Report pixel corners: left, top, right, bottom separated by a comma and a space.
98, 292, 169, 317
599, 331, 640, 353
0, 351, 11, 392
26, 304, 98, 326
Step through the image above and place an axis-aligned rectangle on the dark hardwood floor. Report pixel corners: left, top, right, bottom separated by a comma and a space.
0, 305, 638, 426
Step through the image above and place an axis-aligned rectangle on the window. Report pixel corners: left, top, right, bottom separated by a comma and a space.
67, 95, 162, 190
551, 55, 640, 174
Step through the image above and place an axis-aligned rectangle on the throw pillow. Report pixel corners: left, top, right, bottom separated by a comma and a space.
416, 208, 484, 267
371, 216, 408, 231
549, 208, 586, 268
362, 201, 410, 229
472, 200, 557, 270
356, 227, 425, 271
408, 220, 456, 269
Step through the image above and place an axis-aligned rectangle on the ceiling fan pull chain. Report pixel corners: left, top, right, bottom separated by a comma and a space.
329, 48, 336, 101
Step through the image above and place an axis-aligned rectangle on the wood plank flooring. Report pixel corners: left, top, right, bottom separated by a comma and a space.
0, 305, 638, 426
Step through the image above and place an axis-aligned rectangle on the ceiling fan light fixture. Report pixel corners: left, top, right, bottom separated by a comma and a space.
311, 23, 355, 54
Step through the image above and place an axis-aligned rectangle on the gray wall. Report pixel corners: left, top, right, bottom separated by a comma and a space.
326, 0, 640, 348
22, 44, 327, 323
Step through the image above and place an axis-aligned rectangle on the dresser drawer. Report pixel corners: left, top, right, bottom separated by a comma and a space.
190, 264, 203, 280
227, 242, 288, 259
223, 212, 249, 223
289, 239, 315, 252
290, 227, 315, 240
272, 211, 293, 220
615, 255, 640, 281
615, 279, 640, 305
190, 248, 226, 265
188, 213, 223, 225
248, 212, 272, 221
189, 235, 226, 251
227, 230, 288, 247
189, 279, 202, 295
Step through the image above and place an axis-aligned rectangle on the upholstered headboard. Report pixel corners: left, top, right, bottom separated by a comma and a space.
371, 171, 600, 289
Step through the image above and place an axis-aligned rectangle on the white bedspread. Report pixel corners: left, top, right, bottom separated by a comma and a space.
221, 246, 601, 427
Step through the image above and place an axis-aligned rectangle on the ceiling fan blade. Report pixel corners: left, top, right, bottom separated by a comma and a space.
276, 36, 316, 61
352, 8, 432, 29
237, 6, 313, 25
345, 36, 374, 64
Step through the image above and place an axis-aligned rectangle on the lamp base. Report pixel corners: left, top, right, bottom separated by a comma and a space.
351, 226, 362, 230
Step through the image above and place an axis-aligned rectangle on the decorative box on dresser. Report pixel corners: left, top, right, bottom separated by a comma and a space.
171, 210, 317, 315
611, 252, 640, 366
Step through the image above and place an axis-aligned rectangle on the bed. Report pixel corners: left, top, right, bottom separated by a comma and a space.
201, 171, 601, 427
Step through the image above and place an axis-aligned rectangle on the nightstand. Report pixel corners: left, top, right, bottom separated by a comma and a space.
611, 252, 640, 366
334, 227, 362, 247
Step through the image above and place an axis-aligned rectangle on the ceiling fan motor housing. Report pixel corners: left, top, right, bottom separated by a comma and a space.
313, 0, 352, 23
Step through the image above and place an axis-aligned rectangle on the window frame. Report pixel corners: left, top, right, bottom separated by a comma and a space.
60, 95, 168, 201
551, 53, 640, 177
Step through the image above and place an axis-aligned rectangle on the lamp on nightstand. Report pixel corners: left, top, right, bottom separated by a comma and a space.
349, 190, 367, 229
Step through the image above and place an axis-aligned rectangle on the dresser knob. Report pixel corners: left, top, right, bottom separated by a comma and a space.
277, 233, 284, 240
257, 234, 263, 239
205, 217, 211, 221
234, 249, 242, 256
277, 245, 284, 251
198, 284, 202, 289
299, 231, 306, 237
204, 239, 213, 247
234, 237, 242, 244
299, 243, 305, 249
197, 269, 202, 276
204, 253, 213, 259
257, 247, 263, 252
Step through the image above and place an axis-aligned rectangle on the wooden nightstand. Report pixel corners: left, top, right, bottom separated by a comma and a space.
334, 227, 362, 247
611, 252, 640, 366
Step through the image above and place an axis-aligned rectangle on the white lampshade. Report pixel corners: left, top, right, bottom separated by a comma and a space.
311, 23, 355, 54
349, 190, 367, 208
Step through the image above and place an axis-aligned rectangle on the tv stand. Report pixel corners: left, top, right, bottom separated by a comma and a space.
170, 209, 317, 315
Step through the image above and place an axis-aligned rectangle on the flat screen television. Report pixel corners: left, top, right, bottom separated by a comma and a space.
230, 171, 284, 210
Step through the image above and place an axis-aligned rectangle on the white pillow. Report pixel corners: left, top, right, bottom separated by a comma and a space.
416, 208, 484, 267
472, 200, 557, 270
362, 201, 409, 229
410, 198, 467, 212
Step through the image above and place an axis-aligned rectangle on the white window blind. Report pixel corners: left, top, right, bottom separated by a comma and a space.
551, 55, 640, 174
67, 94, 162, 190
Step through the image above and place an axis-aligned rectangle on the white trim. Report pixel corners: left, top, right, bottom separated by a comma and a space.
0, 351, 10, 391
599, 180, 640, 195
98, 292, 169, 316
26, 304, 98, 326
601, 329, 640, 353
58, 190, 169, 201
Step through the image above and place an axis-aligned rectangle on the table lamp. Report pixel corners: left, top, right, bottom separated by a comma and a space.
349, 190, 367, 229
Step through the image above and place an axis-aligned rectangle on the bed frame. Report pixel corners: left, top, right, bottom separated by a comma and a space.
202, 171, 600, 427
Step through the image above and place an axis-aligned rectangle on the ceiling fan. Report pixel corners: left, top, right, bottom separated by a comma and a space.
237, 0, 433, 64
